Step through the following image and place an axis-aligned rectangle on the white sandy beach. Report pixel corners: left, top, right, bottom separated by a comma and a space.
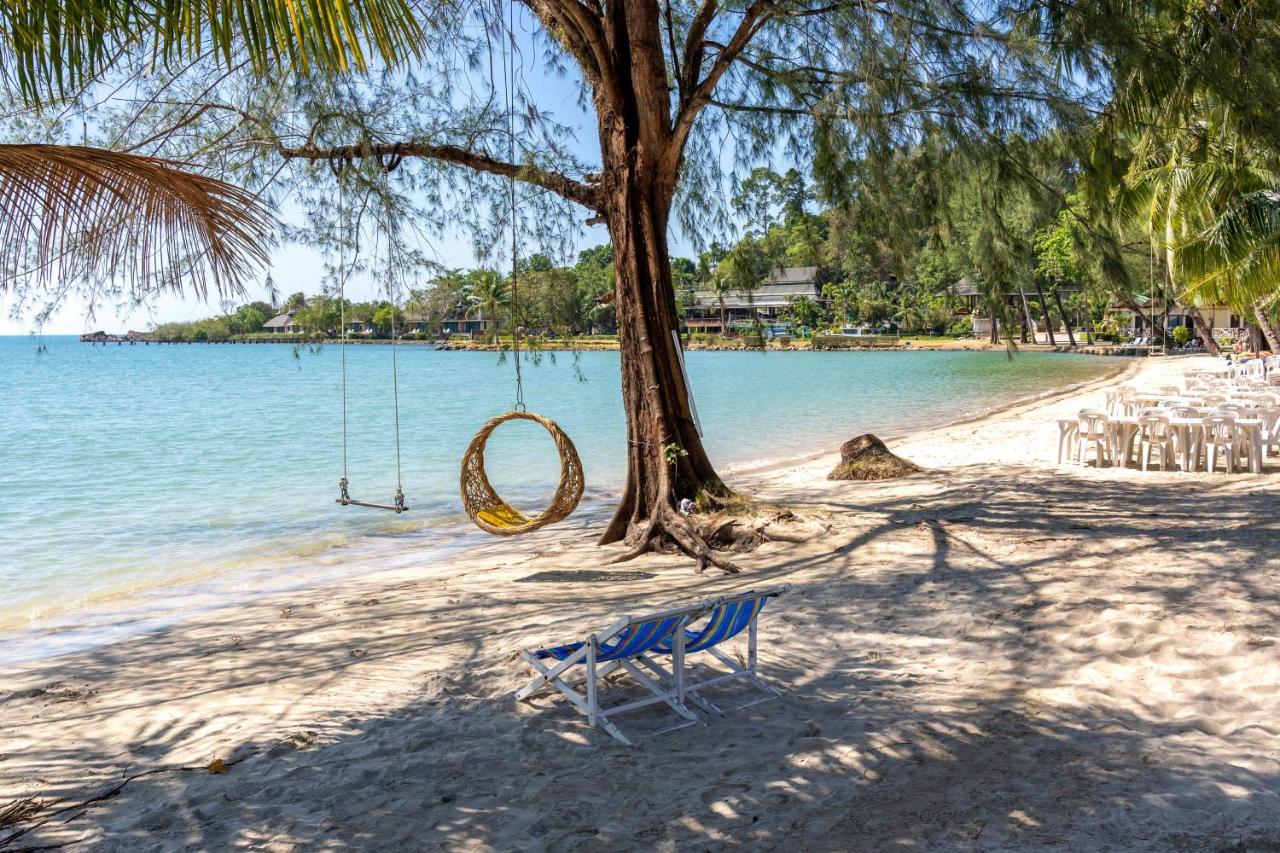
2, 353, 1278, 851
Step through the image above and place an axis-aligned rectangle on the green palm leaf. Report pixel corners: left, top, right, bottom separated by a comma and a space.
0, 143, 275, 303
0, 0, 424, 103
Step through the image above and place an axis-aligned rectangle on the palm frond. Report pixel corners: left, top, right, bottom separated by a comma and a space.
1179, 191, 1280, 309
0, 144, 275, 307
0, 0, 424, 103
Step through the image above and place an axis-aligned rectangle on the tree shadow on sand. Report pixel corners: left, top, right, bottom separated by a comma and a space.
4, 464, 1279, 850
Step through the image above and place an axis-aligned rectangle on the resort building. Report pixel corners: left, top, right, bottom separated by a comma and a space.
684, 265, 825, 334
440, 314, 492, 337
404, 312, 430, 334
1106, 300, 1244, 339
263, 312, 295, 334
951, 278, 1087, 338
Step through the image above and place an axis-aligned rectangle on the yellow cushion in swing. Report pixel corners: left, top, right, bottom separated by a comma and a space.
477, 503, 533, 529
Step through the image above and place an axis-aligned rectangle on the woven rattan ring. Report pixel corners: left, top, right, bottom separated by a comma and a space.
460, 411, 584, 535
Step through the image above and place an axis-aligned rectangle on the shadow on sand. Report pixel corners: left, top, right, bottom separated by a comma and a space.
4, 464, 1279, 850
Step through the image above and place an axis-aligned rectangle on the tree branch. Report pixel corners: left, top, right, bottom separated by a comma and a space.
280, 140, 602, 210
520, 0, 623, 104
671, 1, 772, 159
680, 0, 720, 102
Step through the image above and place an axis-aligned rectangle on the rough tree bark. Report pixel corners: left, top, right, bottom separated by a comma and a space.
1253, 301, 1280, 352
590, 1, 736, 570
1052, 287, 1077, 347
1017, 287, 1034, 343
1033, 281, 1057, 345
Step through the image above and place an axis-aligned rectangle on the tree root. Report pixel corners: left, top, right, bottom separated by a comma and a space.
607, 503, 742, 574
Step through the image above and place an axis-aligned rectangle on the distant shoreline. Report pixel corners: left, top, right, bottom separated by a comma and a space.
75, 334, 1155, 357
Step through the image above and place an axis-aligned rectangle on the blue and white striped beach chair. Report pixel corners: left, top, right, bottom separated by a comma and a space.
641, 585, 791, 716
516, 601, 713, 746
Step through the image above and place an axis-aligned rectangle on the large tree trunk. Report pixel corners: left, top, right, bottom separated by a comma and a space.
1253, 301, 1280, 352
1033, 281, 1057, 345
1186, 306, 1221, 356
1182, 303, 1223, 353
593, 1, 735, 571
1017, 287, 1034, 343
1052, 286, 1077, 347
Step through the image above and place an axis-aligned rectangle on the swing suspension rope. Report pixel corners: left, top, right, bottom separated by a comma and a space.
334, 148, 409, 513
504, 0, 525, 413
457, 0, 583, 535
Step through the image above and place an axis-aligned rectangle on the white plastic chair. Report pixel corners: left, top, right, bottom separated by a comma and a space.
1260, 406, 1280, 456
1137, 412, 1174, 472
1076, 410, 1110, 468
1203, 415, 1239, 474
1169, 406, 1204, 469
1117, 387, 1138, 416
1056, 418, 1079, 464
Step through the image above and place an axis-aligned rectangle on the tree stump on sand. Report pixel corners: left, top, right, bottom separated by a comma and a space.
828, 434, 921, 481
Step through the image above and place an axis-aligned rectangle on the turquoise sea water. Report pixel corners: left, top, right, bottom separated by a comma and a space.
0, 335, 1118, 648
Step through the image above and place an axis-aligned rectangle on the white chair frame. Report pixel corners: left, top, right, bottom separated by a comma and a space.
640, 586, 791, 717
516, 602, 711, 746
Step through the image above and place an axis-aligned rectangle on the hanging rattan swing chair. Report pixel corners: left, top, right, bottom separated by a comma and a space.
460, 410, 583, 535
459, 0, 583, 536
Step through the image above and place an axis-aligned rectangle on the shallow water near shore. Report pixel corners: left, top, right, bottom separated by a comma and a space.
0, 335, 1119, 658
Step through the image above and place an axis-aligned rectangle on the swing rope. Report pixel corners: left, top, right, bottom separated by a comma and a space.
457, 0, 583, 535
333, 151, 408, 513
335, 155, 352, 505
384, 163, 406, 511
504, 0, 525, 412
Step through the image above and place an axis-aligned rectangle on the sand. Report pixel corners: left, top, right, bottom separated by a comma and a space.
2, 354, 1278, 851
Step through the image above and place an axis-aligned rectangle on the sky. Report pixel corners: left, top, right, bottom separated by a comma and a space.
0, 11, 703, 336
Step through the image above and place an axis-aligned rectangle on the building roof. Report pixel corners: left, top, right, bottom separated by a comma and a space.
690, 266, 823, 310
263, 312, 293, 329
767, 266, 819, 286
691, 281, 824, 309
